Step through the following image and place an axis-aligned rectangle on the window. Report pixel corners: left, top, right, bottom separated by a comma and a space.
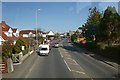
16, 33, 19, 37
41, 48, 48, 50
8, 32, 12, 37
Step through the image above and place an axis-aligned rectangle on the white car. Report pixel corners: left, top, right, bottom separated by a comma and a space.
54, 42, 59, 48
39, 44, 50, 56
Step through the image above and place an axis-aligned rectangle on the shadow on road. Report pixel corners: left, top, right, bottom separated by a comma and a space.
61, 45, 79, 52
112, 73, 120, 78
84, 52, 119, 69
61, 44, 119, 70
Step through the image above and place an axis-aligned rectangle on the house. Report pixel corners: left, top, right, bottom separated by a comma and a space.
20, 30, 36, 38
20, 30, 44, 38
41, 32, 47, 38
13, 28, 19, 37
46, 31, 55, 40
0, 21, 45, 46
0, 21, 19, 45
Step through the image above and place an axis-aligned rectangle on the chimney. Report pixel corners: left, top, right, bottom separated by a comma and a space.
1, 21, 6, 25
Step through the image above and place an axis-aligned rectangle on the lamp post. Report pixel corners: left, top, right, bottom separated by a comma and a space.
36, 9, 40, 46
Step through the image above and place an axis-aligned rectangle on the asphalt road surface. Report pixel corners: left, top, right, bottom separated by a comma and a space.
2, 38, 119, 79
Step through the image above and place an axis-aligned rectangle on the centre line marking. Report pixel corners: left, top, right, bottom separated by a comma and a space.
60, 52, 63, 58
59, 49, 63, 58
64, 60, 71, 71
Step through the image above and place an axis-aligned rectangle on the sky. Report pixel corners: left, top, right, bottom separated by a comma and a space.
1, 1, 119, 33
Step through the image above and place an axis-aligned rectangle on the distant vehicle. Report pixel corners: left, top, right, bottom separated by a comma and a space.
38, 44, 50, 56
53, 42, 59, 48
68, 40, 72, 43
44, 40, 52, 50
76, 37, 86, 44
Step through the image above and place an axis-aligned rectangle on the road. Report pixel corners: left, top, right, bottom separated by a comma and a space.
2, 38, 119, 79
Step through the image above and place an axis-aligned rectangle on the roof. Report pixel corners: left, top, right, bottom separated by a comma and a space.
47, 31, 55, 36
2, 32, 18, 41
20, 30, 44, 34
1, 21, 18, 33
12, 28, 17, 32
20, 30, 36, 34
2, 24, 11, 31
0, 21, 18, 41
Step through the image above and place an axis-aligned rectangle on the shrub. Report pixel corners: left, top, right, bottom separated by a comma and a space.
71, 34, 77, 42
13, 38, 26, 54
104, 45, 120, 62
97, 42, 108, 50
2, 41, 14, 59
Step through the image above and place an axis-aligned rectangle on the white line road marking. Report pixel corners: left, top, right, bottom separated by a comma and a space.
71, 70, 85, 74
64, 60, 71, 71
67, 62, 78, 65
59, 49, 63, 58
73, 59, 79, 65
60, 52, 63, 58
63, 52, 69, 53
66, 57, 73, 60
66, 58, 78, 65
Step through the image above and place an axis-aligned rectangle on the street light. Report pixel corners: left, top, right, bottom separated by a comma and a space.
36, 9, 41, 46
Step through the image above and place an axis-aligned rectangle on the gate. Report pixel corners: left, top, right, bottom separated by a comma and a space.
12, 54, 20, 63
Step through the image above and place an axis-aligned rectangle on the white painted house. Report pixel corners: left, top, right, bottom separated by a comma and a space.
13, 29, 19, 37
47, 31, 55, 40
20, 30, 36, 38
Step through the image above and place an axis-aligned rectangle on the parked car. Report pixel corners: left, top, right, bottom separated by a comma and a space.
38, 44, 50, 56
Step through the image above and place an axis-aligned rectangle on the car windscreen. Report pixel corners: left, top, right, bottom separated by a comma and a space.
40, 48, 48, 50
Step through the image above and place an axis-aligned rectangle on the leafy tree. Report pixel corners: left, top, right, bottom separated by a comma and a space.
83, 7, 102, 40
71, 34, 77, 42
100, 6, 120, 45
13, 38, 26, 54
2, 40, 14, 58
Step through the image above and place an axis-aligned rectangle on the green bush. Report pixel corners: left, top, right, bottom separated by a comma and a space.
97, 42, 108, 50
74, 41, 119, 63
22, 48, 29, 55
104, 45, 120, 62
84, 41, 97, 51
71, 34, 77, 42
2, 41, 14, 59
13, 38, 27, 54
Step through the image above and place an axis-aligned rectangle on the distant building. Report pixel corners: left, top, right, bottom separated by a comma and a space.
20, 30, 36, 38
46, 31, 55, 40
20, 30, 44, 38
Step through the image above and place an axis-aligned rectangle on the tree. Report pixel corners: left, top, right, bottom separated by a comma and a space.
2, 40, 14, 59
83, 7, 102, 41
13, 38, 26, 54
71, 34, 77, 42
100, 6, 120, 45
